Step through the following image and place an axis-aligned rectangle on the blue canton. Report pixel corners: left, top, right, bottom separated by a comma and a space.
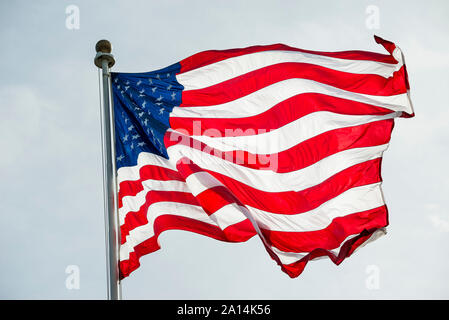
111, 63, 183, 169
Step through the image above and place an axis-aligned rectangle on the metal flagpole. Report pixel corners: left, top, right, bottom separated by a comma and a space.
94, 40, 121, 300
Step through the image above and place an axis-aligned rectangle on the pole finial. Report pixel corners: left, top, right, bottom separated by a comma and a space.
96, 40, 112, 54
94, 39, 115, 68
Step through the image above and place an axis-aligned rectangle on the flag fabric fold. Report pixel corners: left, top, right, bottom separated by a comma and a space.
111, 35, 413, 279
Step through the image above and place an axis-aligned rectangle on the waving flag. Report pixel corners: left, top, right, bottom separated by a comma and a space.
112, 36, 413, 279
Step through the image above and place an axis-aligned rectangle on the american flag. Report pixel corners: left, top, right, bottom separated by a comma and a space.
111, 36, 413, 279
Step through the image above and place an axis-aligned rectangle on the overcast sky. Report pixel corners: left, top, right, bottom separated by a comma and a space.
1, 0, 448, 299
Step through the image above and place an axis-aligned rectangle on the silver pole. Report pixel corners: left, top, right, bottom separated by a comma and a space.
94, 40, 121, 300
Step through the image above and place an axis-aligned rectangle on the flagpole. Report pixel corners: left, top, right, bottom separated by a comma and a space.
94, 40, 121, 300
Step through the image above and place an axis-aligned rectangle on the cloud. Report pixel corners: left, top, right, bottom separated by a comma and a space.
429, 215, 449, 232
0, 85, 43, 167
425, 203, 449, 232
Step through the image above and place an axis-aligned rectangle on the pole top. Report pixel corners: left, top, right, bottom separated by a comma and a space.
94, 39, 115, 68
96, 40, 112, 54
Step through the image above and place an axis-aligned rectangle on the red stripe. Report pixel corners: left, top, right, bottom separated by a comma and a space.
261, 205, 388, 253
175, 156, 383, 215
191, 186, 244, 216
120, 190, 199, 244
120, 182, 255, 246
166, 119, 393, 172
279, 226, 384, 278
118, 165, 183, 208
181, 64, 407, 107
179, 37, 397, 74
120, 216, 256, 279
170, 93, 395, 138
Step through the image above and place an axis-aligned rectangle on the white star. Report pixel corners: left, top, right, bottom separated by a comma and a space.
138, 111, 144, 118
132, 134, 140, 140
137, 142, 146, 147
114, 78, 118, 83
166, 73, 170, 78
142, 101, 147, 108
124, 118, 129, 124
130, 143, 134, 150
117, 85, 121, 89
167, 84, 172, 90
139, 94, 145, 98
125, 80, 130, 85
123, 134, 129, 142
156, 74, 160, 80
171, 92, 176, 100
128, 125, 134, 131
117, 155, 124, 161
124, 86, 129, 91
143, 119, 148, 126
148, 79, 153, 84
137, 80, 142, 86
151, 87, 157, 93
139, 89, 144, 94
159, 108, 165, 115
153, 137, 163, 151
156, 95, 163, 102
155, 102, 163, 106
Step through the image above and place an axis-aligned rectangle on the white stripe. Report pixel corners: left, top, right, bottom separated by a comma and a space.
270, 246, 306, 265
119, 179, 189, 225
351, 227, 386, 254
209, 203, 248, 232
181, 112, 399, 154
271, 233, 358, 265
271, 227, 386, 265
177, 50, 401, 90
120, 202, 213, 260
166, 143, 388, 192
120, 202, 247, 261
248, 182, 384, 232
171, 78, 411, 119
232, 183, 383, 266
185, 171, 224, 197
119, 171, 224, 227
117, 152, 174, 185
